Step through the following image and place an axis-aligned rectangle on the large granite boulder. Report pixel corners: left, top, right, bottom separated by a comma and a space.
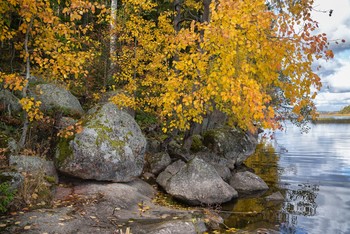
229, 171, 269, 194
203, 127, 258, 168
55, 103, 147, 182
193, 151, 232, 181
30, 83, 84, 117
157, 157, 237, 205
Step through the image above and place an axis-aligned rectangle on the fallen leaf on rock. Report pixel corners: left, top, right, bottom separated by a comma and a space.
24, 225, 31, 230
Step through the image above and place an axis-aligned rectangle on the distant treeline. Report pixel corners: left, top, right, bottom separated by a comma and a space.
339, 105, 350, 114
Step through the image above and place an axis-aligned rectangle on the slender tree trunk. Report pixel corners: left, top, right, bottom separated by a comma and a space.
203, 0, 211, 23
182, 0, 212, 152
161, 0, 183, 150
109, 0, 118, 82
19, 17, 34, 149
183, 123, 200, 152
173, 0, 182, 33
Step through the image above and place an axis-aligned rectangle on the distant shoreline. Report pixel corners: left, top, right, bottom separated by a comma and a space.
314, 113, 350, 123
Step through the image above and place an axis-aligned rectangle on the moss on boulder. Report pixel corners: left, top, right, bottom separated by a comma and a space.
55, 103, 147, 182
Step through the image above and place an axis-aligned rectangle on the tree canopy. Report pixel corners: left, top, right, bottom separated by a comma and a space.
109, 0, 333, 133
0, 0, 337, 147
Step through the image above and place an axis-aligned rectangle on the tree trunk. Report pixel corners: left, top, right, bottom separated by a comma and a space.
182, 122, 201, 152
203, 0, 211, 23
19, 17, 34, 150
109, 0, 118, 82
174, 0, 182, 33
182, 0, 212, 152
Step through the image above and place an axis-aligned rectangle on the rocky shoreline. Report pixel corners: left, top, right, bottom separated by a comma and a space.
1, 83, 274, 233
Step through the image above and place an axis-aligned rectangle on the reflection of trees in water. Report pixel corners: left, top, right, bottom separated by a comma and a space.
223, 197, 285, 231
245, 143, 280, 186
278, 183, 320, 231
223, 143, 283, 231
224, 143, 321, 232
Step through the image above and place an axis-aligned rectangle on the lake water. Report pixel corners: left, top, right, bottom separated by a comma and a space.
223, 123, 350, 234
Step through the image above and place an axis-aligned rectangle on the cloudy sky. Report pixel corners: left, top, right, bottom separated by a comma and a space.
311, 0, 350, 111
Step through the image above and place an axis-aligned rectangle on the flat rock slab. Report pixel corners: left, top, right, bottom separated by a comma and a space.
0, 179, 207, 234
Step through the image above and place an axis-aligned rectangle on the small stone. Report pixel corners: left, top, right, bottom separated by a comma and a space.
266, 191, 284, 201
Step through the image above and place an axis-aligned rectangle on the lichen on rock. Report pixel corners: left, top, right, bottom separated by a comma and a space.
55, 102, 147, 182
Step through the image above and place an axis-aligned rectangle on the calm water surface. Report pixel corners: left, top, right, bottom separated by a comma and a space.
223, 123, 350, 234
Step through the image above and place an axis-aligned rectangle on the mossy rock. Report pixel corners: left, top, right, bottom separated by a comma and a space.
190, 135, 205, 153
55, 139, 74, 168
55, 103, 147, 182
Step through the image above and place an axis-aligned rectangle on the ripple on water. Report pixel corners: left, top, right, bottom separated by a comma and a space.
221, 123, 350, 234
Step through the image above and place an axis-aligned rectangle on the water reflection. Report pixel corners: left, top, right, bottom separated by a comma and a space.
278, 183, 319, 233
223, 144, 283, 231
223, 123, 350, 234
282, 183, 319, 217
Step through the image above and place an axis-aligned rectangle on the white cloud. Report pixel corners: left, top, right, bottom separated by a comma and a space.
311, 0, 350, 111
312, 0, 350, 35
315, 92, 350, 111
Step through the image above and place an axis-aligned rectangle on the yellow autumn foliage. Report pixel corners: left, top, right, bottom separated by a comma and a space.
19, 97, 43, 122
111, 0, 331, 133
